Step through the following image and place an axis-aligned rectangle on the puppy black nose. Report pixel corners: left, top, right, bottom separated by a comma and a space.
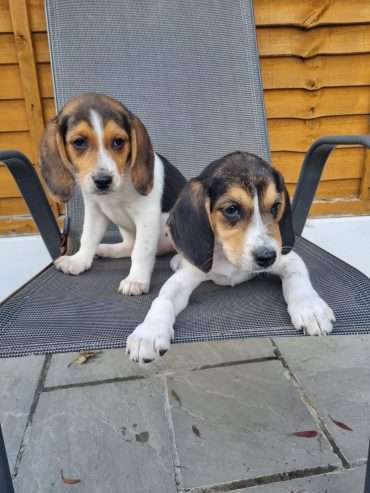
93, 174, 112, 191
254, 247, 277, 268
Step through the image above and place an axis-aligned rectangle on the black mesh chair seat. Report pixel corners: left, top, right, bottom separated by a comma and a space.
1, 238, 369, 358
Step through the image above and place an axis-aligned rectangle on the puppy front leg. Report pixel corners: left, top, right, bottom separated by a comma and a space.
127, 261, 206, 363
55, 200, 108, 275
273, 251, 335, 335
118, 213, 160, 296
96, 227, 135, 259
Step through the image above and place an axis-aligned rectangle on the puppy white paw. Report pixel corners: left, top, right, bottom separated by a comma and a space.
170, 254, 182, 272
126, 320, 174, 363
288, 296, 335, 336
54, 253, 92, 275
118, 277, 149, 296
96, 242, 132, 259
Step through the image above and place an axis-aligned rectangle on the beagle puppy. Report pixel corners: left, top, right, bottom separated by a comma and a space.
127, 151, 335, 363
40, 93, 185, 295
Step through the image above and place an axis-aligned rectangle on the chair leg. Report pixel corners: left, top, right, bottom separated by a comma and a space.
365, 440, 370, 493
0, 424, 14, 493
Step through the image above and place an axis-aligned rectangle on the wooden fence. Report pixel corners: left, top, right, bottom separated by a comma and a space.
0, 0, 369, 235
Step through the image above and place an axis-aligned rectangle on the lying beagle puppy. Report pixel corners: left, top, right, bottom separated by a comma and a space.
127, 151, 335, 363
40, 93, 185, 295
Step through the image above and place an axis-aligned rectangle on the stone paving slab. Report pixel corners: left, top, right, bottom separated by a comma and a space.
275, 336, 370, 465
45, 339, 275, 387
0, 355, 45, 470
15, 379, 176, 493
236, 466, 366, 493
167, 360, 340, 491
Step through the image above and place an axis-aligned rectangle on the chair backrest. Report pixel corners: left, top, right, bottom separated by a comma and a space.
45, 0, 270, 249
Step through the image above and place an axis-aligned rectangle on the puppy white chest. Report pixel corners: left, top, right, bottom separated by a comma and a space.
97, 195, 136, 232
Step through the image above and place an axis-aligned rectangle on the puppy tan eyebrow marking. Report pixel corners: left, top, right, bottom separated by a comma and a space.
66, 121, 95, 145
103, 120, 129, 142
214, 185, 253, 211
261, 181, 281, 210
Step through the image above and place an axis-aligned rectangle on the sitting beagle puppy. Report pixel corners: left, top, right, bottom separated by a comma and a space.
40, 93, 186, 295
127, 151, 335, 363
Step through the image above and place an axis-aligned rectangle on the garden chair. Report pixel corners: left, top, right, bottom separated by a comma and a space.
0, 1, 369, 491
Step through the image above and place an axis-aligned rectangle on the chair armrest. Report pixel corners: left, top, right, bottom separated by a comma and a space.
0, 150, 62, 260
292, 135, 370, 236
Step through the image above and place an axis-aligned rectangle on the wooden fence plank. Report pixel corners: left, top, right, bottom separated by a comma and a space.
265, 86, 370, 119
255, 0, 370, 28
0, 32, 49, 64
0, 33, 16, 63
0, 165, 23, 197
0, 63, 53, 99
0, 99, 28, 132
42, 97, 56, 121
310, 199, 370, 216
0, 0, 11, 33
0, 197, 31, 215
360, 148, 370, 200
0, 132, 33, 158
257, 25, 370, 58
32, 32, 49, 62
268, 115, 370, 152
0, 64, 23, 99
0, 216, 39, 235
38, 63, 53, 98
0, 98, 55, 132
9, 0, 45, 162
0, 215, 64, 236
272, 148, 365, 182
287, 178, 360, 199
261, 54, 370, 90
28, 0, 46, 32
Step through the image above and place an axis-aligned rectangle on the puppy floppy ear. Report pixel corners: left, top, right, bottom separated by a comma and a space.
168, 179, 214, 273
279, 184, 295, 255
130, 115, 154, 195
40, 117, 75, 203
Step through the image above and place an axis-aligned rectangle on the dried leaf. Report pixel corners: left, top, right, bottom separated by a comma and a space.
170, 390, 182, 407
60, 469, 81, 485
291, 430, 318, 438
192, 425, 201, 438
67, 351, 98, 368
329, 415, 353, 432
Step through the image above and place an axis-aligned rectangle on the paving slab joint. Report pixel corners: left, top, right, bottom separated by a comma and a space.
162, 375, 185, 492
13, 354, 52, 477
185, 464, 339, 492
43, 374, 145, 392
271, 340, 351, 469
191, 356, 277, 372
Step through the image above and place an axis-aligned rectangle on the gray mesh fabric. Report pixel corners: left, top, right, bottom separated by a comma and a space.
45, 0, 270, 250
0, 238, 369, 358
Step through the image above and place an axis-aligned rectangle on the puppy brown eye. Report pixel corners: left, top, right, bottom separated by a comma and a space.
223, 204, 241, 222
72, 137, 88, 151
271, 202, 281, 218
112, 138, 124, 150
